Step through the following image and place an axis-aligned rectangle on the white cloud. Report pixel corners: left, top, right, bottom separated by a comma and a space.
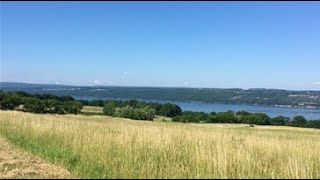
108, 81, 113, 84
93, 80, 101, 85
121, 72, 128, 80
183, 81, 190, 86
312, 82, 320, 85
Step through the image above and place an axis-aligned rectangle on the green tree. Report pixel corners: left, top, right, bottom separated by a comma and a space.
291, 115, 307, 127
63, 101, 83, 114
270, 116, 290, 126
305, 120, 320, 129
114, 106, 155, 121
148, 102, 162, 113
159, 103, 182, 117
213, 111, 239, 123
127, 100, 139, 108
23, 97, 46, 114
247, 113, 271, 125
44, 99, 65, 114
0, 92, 21, 110
103, 101, 117, 116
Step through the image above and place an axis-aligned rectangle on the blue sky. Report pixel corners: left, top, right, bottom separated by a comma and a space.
1, 2, 320, 90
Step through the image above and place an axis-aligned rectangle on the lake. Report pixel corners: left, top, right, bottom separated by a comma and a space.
74, 96, 320, 120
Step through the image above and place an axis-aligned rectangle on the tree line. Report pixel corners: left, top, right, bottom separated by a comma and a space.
0, 91, 182, 119
0, 91, 83, 114
82, 99, 183, 120
172, 110, 320, 129
1, 91, 320, 129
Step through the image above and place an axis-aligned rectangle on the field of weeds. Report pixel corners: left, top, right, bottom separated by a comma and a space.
0, 110, 319, 178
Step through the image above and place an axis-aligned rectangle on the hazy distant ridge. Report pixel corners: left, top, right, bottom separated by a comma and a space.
1, 82, 320, 108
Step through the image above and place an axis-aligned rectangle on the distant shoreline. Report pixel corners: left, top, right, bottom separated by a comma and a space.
1, 82, 320, 112
73, 95, 320, 110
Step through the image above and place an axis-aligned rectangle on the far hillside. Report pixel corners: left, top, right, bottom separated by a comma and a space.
1, 91, 320, 129
1, 82, 320, 109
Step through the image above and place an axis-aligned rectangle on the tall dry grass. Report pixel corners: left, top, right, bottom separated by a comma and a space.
0, 110, 319, 178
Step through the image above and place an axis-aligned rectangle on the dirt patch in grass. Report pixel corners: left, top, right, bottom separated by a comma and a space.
0, 137, 73, 179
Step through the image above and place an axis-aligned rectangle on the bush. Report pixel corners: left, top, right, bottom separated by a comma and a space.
290, 115, 307, 127
114, 106, 155, 121
211, 111, 239, 123
103, 101, 117, 116
102, 100, 182, 120
63, 101, 83, 114
172, 111, 210, 123
44, 99, 65, 114
305, 120, 320, 129
237, 112, 270, 125
23, 97, 46, 114
158, 103, 182, 117
270, 116, 290, 126
0, 92, 22, 110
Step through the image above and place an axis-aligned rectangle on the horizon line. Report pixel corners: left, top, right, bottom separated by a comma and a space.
1, 81, 320, 92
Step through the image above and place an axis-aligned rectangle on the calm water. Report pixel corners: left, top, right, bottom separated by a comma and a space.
75, 96, 320, 120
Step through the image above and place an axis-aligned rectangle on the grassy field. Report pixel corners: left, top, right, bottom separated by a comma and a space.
0, 110, 319, 178
0, 136, 72, 178
81, 106, 104, 115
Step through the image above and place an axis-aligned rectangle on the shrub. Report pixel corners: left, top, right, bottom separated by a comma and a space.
291, 115, 307, 127
270, 116, 290, 126
0, 92, 22, 110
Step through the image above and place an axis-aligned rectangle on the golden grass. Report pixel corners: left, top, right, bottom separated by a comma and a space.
153, 115, 172, 122
0, 110, 319, 178
81, 106, 103, 113
0, 137, 72, 179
